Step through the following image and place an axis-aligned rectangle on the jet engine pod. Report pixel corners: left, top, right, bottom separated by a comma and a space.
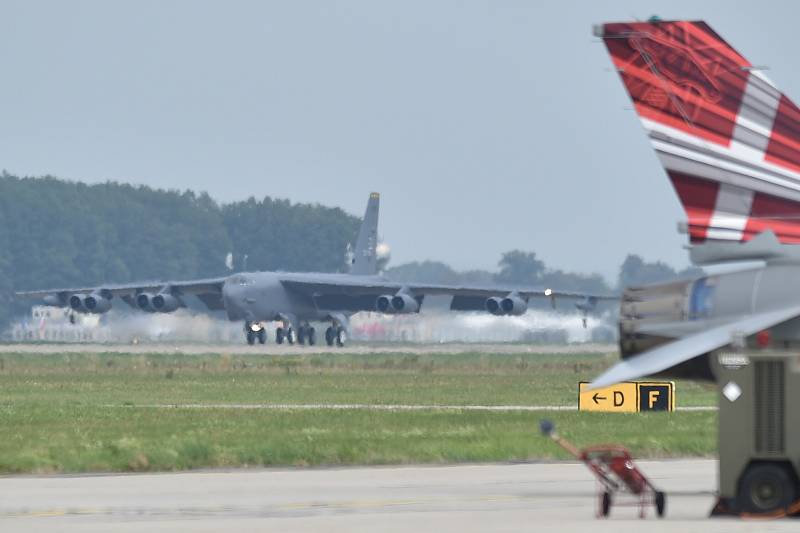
500, 295, 527, 316
391, 293, 419, 314
152, 293, 180, 313
376, 295, 393, 313
69, 294, 88, 313
136, 293, 156, 312
485, 297, 504, 315
84, 292, 112, 314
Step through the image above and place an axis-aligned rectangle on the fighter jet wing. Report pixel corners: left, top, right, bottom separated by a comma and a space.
590, 304, 800, 389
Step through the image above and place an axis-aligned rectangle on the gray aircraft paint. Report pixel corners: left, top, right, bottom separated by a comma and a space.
17, 193, 612, 345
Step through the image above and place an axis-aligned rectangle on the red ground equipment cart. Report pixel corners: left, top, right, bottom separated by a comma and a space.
539, 419, 666, 518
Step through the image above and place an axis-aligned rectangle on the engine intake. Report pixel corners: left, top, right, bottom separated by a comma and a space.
69, 292, 112, 314
136, 293, 156, 312
69, 294, 87, 312
376, 295, 392, 312
84, 292, 112, 314
376, 293, 420, 314
152, 293, 180, 313
391, 293, 419, 314
486, 294, 528, 316
500, 295, 527, 316
485, 297, 504, 315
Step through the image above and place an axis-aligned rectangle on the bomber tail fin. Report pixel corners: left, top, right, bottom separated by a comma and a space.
599, 19, 800, 244
350, 192, 380, 275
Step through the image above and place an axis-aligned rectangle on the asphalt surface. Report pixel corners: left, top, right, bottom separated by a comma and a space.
0, 342, 615, 355
2, 460, 796, 532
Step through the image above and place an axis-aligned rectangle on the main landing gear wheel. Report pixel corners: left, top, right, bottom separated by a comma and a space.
297, 325, 316, 346
307, 327, 316, 346
336, 327, 346, 347
276, 327, 284, 345
286, 327, 296, 345
257, 328, 267, 345
325, 326, 346, 347
246, 330, 256, 345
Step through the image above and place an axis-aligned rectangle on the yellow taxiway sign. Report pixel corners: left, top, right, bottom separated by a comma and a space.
578, 381, 674, 412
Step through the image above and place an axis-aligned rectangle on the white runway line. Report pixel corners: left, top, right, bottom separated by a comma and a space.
109, 403, 717, 412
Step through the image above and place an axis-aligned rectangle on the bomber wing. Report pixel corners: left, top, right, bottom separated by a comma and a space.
590, 304, 800, 389
15, 277, 227, 311
278, 274, 616, 314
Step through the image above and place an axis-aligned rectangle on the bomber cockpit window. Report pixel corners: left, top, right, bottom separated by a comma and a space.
231, 275, 252, 286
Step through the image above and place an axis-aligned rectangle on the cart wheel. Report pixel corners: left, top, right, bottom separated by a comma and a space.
655, 491, 666, 518
601, 491, 612, 517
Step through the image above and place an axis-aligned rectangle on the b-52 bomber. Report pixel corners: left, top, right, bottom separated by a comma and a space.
18, 193, 612, 347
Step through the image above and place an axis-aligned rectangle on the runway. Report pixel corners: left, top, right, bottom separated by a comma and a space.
112, 403, 717, 412
0, 342, 615, 355
1, 460, 792, 532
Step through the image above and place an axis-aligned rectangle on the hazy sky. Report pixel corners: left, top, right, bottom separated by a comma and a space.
1, 1, 796, 280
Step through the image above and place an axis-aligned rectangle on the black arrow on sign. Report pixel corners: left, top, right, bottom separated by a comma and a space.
592, 393, 606, 404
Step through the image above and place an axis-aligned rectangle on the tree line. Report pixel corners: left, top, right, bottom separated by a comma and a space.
0, 172, 700, 325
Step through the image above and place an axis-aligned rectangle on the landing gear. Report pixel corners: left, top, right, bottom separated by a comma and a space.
244, 322, 266, 345
325, 326, 347, 347
307, 327, 316, 346
276, 326, 297, 345
297, 324, 316, 346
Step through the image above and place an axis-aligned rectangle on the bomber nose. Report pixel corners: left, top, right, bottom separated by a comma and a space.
222, 281, 248, 320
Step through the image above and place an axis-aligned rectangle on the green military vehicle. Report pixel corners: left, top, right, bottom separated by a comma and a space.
711, 348, 800, 515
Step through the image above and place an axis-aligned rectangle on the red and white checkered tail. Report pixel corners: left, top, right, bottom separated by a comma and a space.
600, 20, 800, 244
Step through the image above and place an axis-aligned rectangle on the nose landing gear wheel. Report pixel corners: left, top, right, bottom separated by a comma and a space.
298, 326, 307, 345
257, 329, 267, 344
246, 330, 255, 345
325, 326, 335, 346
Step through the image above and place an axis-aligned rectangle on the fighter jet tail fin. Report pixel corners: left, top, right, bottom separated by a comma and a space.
599, 19, 800, 245
350, 192, 380, 276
